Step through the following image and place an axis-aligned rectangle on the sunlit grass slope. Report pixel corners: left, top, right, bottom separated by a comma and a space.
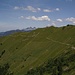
0, 25, 75, 75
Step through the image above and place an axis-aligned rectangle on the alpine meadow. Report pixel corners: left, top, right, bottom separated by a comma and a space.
0, 25, 75, 75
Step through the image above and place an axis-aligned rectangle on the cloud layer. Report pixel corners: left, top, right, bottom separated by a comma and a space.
14, 6, 60, 13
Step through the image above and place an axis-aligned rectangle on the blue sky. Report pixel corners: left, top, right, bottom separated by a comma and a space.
0, 0, 75, 32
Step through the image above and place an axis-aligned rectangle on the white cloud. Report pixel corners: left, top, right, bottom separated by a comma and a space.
66, 17, 75, 24
14, 6, 20, 10
14, 6, 41, 12
57, 19, 63, 22
37, 8, 41, 11
55, 8, 60, 11
14, 6, 60, 13
26, 16, 50, 21
26, 16, 37, 20
25, 6, 41, 12
24, 6, 37, 12
19, 16, 24, 19
43, 9, 52, 12
43, 8, 60, 13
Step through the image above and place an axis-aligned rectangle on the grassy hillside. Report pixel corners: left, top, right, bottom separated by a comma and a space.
0, 25, 75, 75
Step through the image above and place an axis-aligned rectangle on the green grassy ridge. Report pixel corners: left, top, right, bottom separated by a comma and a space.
0, 25, 75, 75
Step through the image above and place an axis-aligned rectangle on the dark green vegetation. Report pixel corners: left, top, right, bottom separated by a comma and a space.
0, 25, 75, 75
0, 63, 13, 75
26, 49, 75, 75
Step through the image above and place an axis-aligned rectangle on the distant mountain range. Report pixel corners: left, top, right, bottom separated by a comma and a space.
0, 27, 36, 36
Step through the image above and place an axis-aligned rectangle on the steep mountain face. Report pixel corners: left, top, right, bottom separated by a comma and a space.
0, 25, 75, 75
